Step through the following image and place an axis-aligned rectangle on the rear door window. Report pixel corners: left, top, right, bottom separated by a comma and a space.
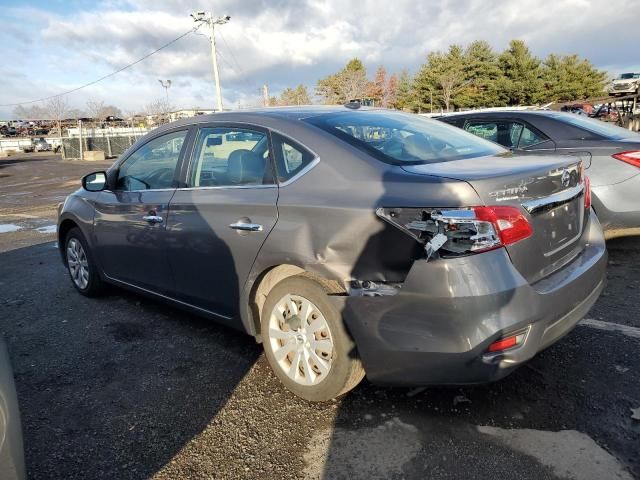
188, 127, 274, 187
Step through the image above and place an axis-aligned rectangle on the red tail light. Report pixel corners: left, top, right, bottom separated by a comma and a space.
473, 206, 533, 246
612, 150, 640, 168
583, 176, 591, 209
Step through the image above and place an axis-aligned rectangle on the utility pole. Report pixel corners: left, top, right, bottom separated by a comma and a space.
263, 84, 269, 107
191, 11, 230, 112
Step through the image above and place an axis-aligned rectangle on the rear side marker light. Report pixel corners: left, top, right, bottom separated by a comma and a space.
612, 150, 640, 168
583, 176, 591, 209
487, 330, 528, 353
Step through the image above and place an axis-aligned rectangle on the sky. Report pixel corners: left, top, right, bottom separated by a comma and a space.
0, 0, 639, 119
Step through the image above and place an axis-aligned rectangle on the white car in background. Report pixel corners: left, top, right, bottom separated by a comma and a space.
608, 73, 640, 96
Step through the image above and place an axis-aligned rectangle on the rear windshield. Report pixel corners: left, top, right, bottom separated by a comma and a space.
304, 110, 505, 165
551, 112, 637, 140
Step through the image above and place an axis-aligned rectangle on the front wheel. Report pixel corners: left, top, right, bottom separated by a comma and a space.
261, 275, 365, 402
64, 227, 104, 296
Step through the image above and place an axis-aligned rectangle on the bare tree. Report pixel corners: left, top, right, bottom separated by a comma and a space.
45, 96, 69, 139
143, 98, 172, 125
86, 99, 106, 120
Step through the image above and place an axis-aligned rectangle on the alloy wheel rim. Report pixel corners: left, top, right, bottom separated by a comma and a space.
268, 293, 334, 386
67, 238, 89, 289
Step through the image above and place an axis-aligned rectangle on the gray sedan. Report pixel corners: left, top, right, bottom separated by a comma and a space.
437, 110, 640, 238
57, 107, 606, 401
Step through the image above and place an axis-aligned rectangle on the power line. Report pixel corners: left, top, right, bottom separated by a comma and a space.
217, 29, 244, 77
1, 24, 204, 108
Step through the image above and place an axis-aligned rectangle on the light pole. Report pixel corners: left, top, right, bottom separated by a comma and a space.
158, 79, 172, 105
191, 11, 230, 112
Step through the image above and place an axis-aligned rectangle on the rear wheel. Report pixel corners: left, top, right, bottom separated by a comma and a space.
64, 227, 104, 296
261, 275, 365, 402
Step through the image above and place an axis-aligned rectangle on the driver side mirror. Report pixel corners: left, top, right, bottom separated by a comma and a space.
82, 171, 107, 192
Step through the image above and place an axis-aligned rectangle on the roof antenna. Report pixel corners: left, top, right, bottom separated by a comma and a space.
344, 100, 361, 110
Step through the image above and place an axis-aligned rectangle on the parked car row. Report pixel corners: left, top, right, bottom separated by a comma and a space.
20, 138, 51, 153
58, 106, 611, 401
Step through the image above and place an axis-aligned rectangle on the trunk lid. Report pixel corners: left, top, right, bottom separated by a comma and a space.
402, 154, 588, 283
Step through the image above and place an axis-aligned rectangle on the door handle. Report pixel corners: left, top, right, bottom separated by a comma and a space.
143, 215, 163, 224
229, 222, 263, 232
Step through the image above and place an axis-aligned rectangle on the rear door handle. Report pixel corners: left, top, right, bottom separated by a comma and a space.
229, 222, 263, 232
143, 215, 163, 224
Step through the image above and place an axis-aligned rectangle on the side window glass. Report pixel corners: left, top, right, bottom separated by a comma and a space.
189, 127, 272, 187
272, 133, 315, 182
117, 130, 187, 191
465, 121, 525, 150
518, 125, 549, 149
465, 122, 497, 142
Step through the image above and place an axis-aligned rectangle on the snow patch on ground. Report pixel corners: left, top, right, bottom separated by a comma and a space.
36, 225, 57, 234
0, 224, 22, 233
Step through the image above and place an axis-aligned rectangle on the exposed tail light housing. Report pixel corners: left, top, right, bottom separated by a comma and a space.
612, 150, 640, 168
377, 205, 533, 258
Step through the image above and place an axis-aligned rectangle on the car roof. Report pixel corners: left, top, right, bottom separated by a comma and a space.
149, 105, 391, 136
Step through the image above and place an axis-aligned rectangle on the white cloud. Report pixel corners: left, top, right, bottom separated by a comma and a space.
0, 0, 638, 118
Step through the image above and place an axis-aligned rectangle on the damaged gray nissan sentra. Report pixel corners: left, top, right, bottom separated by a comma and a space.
57, 106, 607, 401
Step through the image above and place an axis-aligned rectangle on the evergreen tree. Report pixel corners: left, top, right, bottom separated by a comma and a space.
498, 39, 544, 105
316, 58, 368, 104
541, 54, 608, 101
414, 45, 467, 112
457, 40, 505, 108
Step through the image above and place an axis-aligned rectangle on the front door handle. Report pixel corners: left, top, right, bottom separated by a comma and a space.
229, 222, 263, 232
143, 215, 163, 224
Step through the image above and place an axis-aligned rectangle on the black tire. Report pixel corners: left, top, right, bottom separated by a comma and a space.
64, 227, 104, 297
261, 275, 365, 402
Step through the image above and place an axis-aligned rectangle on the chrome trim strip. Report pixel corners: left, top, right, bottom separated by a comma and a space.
278, 156, 320, 186
176, 184, 277, 192
521, 184, 584, 214
103, 275, 233, 320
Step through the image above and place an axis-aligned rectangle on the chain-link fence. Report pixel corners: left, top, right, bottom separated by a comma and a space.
61, 134, 146, 160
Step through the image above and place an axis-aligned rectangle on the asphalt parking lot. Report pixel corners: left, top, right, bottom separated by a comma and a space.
1, 153, 639, 479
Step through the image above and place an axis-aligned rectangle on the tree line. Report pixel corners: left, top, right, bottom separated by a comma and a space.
274, 39, 608, 111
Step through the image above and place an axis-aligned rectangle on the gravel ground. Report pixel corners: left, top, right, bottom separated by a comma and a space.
0, 154, 639, 479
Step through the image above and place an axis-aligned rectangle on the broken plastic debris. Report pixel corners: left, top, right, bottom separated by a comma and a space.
407, 387, 426, 398
425, 233, 448, 261
453, 394, 472, 406
632, 407, 640, 421
350, 281, 399, 297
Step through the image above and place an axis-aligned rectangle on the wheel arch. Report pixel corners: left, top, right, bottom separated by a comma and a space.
57, 218, 80, 263
247, 264, 346, 342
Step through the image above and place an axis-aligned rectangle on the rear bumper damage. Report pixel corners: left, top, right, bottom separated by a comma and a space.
337, 210, 607, 386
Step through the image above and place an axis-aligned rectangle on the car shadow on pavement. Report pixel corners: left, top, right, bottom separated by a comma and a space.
0, 241, 260, 480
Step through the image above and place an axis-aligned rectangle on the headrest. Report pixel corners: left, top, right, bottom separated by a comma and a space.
227, 149, 265, 185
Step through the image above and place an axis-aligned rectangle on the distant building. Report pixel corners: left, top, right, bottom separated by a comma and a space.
168, 109, 216, 122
